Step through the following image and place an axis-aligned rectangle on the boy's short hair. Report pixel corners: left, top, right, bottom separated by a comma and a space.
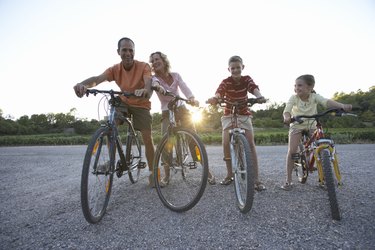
228, 55, 243, 65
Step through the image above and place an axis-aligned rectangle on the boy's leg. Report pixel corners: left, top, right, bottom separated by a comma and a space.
244, 130, 260, 183
222, 128, 233, 179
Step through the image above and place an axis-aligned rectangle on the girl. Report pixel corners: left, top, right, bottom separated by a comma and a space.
281, 74, 352, 190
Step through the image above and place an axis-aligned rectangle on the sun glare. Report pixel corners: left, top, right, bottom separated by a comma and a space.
191, 110, 202, 123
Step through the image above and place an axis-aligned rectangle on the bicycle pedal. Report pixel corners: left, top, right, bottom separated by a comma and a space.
138, 162, 147, 169
188, 162, 197, 169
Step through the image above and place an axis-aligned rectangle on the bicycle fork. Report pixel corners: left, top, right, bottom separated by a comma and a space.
314, 142, 342, 186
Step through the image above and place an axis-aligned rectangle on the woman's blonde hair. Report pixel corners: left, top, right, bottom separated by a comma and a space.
149, 51, 171, 74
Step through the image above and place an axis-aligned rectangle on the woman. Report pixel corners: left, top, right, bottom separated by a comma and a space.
149, 51, 216, 185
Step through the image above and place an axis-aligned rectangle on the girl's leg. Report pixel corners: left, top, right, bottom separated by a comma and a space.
285, 130, 302, 184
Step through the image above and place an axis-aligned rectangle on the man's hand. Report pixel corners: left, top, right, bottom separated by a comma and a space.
134, 88, 150, 98
74, 83, 87, 98
152, 82, 166, 95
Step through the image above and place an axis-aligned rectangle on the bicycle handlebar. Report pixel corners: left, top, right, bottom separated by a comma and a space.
206, 97, 265, 107
291, 108, 357, 124
85, 89, 135, 97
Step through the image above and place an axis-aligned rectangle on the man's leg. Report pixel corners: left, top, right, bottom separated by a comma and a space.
140, 129, 155, 172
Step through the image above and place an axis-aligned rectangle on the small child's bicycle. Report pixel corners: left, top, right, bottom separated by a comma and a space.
80, 89, 145, 224
291, 108, 357, 220
153, 91, 209, 212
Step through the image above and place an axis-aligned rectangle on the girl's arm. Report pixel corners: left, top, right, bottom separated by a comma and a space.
327, 100, 352, 112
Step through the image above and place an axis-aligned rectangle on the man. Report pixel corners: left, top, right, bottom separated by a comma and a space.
74, 37, 163, 187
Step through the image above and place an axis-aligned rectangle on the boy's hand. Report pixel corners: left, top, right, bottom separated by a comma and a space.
206, 97, 218, 105
257, 96, 267, 104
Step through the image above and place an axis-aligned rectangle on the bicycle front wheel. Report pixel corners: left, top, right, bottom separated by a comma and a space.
230, 133, 254, 213
126, 131, 142, 183
321, 148, 341, 221
154, 128, 208, 212
81, 127, 114, 224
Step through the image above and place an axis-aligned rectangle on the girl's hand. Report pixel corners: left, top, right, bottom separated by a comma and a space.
283, 113, 291, 125
342, 104, 352, 112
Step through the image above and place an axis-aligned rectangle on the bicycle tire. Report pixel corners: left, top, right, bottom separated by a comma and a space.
230, 133, 254, 213
126, 131, 142, 183
154, 128, 208, 212
321, 149, 341, 221
81, 127, 114, 224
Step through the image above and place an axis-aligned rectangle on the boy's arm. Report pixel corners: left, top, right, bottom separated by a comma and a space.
252, 88, 266, 103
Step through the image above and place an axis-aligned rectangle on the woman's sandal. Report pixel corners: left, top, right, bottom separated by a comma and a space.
220, 176, 234, 185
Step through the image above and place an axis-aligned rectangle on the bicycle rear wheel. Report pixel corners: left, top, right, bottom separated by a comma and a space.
230, 133, 254, 213
126, 131, 142, 183
81, 127, 114, 224
154, 128, 208, 212
321, 149, 341, 221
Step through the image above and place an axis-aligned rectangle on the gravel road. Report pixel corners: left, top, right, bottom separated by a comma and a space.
0, 144, 374, 249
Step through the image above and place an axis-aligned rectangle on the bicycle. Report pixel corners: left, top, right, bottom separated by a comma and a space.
153, 91, 209, 212
207, 97, 264, 213
290, 108, 357, 220
81, 89, 146, 223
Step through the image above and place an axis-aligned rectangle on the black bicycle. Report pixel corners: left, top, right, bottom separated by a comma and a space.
81, 89, 145, 224
153, 91, 209, 212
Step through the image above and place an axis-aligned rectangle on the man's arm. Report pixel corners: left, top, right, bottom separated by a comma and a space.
73, 73, 108, 97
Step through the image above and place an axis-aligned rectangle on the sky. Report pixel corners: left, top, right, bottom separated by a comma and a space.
0, 0, 374, 120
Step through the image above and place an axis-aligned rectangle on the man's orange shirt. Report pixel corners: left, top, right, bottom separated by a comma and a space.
104, 60, 152, 110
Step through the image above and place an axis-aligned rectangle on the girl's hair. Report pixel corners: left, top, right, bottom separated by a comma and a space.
149, 51, 171, 74
296, 74, 316, 93
228, 55, 243, 65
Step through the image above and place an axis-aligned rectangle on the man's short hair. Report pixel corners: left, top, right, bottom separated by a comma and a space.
117, 37, 135, 50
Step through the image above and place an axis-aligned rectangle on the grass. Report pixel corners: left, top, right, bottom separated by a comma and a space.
1, 127, 374, 146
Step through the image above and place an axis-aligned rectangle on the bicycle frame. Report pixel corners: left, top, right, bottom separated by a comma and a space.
297, 114, 342, 185
88, 89, 140, 175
